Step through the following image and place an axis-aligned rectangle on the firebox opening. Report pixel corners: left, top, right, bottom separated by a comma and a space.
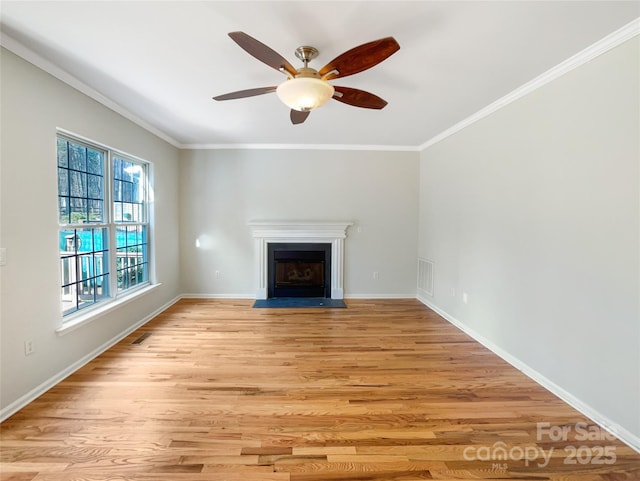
268, 243, 331, 298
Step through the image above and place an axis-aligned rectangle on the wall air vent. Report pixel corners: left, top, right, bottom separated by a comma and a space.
417, 258, 434, 297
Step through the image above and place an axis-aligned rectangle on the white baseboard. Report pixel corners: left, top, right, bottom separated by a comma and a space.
181, 293, 256, 299
416, 294, 640, 454
345, 293, 417, 299
0, 295, 181, 422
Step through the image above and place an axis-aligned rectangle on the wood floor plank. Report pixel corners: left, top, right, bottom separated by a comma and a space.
1, 299, 638, 480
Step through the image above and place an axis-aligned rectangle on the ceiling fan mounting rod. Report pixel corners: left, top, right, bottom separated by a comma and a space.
295, 45, 319, 68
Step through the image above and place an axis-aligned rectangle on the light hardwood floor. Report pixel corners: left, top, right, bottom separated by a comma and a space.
1, 299, 638, 480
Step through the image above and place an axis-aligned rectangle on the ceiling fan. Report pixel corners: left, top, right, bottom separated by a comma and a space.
213, 32, 400, 125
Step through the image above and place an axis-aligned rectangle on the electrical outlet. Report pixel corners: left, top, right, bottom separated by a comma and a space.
24, 340, 34, 356
451, 287, 456, 297
0, 248, 6, 266
373, 271, 379, 280
463, 292, 468, 304
215, 270, 221, 279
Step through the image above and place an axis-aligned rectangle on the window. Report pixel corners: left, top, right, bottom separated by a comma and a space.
57, 134, 150, 317
113, 156, 149, 292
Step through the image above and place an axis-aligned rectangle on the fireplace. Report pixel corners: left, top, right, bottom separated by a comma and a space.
268, 243, 331, 298
248, 221, 353, 300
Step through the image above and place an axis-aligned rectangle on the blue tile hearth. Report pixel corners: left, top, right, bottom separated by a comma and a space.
253, 298, 347, 308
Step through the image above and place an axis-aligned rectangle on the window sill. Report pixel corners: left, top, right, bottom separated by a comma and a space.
56, 283, 161, 336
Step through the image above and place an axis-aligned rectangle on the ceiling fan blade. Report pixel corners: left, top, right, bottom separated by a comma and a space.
332, 86, 388, 109
228, 32, 298, 77
213, 86, 277, 101
290, 109, 310, 125
318, 37, 400, 80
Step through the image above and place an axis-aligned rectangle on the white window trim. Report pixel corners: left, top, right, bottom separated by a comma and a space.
56, 130, 155, 325
56, 283, 161, 336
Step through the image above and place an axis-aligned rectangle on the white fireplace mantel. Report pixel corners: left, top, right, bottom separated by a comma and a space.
248, 221, 353, 300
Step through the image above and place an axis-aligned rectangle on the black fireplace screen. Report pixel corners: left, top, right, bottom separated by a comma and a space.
268, 243, 331, 298
275, 261, 324, 287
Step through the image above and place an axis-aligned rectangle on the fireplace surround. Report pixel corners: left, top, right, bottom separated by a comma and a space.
248, 221, 353, 300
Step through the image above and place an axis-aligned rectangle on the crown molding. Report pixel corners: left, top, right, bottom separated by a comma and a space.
181, 143, 419, 151
0, 32, 182, 149
419, 17, 640, 152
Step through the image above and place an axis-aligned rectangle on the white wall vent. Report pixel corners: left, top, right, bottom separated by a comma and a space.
417, 258, 434, 297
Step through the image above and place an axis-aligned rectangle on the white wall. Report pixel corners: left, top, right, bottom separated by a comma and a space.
418, 37, 639, 443
0, 49, 181, 414
179, 148, 419, 298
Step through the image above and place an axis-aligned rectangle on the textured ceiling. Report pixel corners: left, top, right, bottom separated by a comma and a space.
1, 1, 638, 148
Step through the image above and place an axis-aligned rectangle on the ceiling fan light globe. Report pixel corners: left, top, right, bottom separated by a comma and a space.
276, 77, 334, 112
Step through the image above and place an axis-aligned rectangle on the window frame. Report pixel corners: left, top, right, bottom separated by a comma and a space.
56, 131, 153, 324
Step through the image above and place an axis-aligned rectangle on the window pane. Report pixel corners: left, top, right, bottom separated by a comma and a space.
78, 231, 94, 253
114, 202, 123, 223
116, 224, 148, 292
113, 157, 146, 225
69, 171, 86, 198
123, 182, 133, 202
133, 204, 142, 223
60, 229, 79, 253
122, 203, 134, 222
114, 179, 122, 202
57, 138, 68, 167
61, 284, 76, 314
89, 200, 103, 223
78, 254, 93, 280
77, 279, 94, 310
70, 198, 87, 224
58, 198, 70, 224
58, 168, 69, 196
93, 229, 106, 252
87, 174, 102, 199
116, 226, 127, 249
69, 143, 87, 171
95, 275, 108, 300
59, 227, 109, 315
86, 149, 103, 175
58, 138, 105, 227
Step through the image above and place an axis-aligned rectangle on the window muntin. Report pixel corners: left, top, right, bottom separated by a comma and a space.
57, 134, 150, 318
